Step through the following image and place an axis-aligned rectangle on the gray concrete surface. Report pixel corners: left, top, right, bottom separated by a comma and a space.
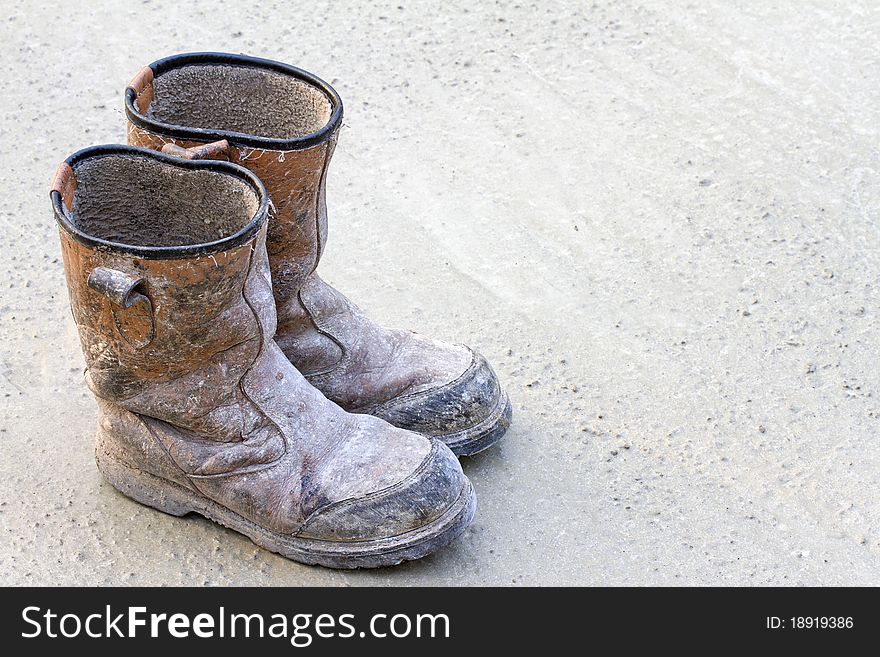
2, 0, 879, 585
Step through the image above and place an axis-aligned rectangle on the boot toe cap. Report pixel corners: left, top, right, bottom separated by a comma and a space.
371, 349, 512, 456
295, 440, 474, 543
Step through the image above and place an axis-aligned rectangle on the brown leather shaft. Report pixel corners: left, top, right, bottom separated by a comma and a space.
53, 149, 470, 554
61, 221, 263, 410
128, 122, 346, 395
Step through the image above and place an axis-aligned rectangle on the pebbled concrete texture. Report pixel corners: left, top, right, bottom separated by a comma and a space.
1, 0, 879, 585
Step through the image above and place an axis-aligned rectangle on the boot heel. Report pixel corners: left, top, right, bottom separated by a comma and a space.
96, 448, 196, 518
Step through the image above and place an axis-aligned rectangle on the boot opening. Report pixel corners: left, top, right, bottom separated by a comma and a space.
146, 64, 334, 141
67, 154, 261, 248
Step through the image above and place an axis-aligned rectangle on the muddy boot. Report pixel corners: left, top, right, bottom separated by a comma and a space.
124, 53, 512, 456
51, 145, 475, 568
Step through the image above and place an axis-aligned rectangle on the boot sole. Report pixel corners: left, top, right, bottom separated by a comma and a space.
96, 449, 476, 569
442, 390, 513, 457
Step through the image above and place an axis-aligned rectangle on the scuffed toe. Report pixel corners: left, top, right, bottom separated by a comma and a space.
369, 349, 512, 456
296, 440, 473, 542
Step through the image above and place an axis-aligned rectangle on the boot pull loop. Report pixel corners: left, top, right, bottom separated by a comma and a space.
88, 267, 155, 349
50, 162, 76, 212
161, 140, 232, 162
127, 66, 155, 113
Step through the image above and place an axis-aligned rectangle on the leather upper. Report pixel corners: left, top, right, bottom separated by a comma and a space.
59, 148, 471, 542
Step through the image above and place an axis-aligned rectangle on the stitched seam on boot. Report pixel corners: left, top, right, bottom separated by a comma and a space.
293, 441, 440, 537
135, 414, 205, 496
236, 241, 288, 458
314, 137, 331, 263
294, 284, 347, 377
140, 242, 292, 482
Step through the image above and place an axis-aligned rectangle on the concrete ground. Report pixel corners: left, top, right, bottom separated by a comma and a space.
2, 0, 879, 586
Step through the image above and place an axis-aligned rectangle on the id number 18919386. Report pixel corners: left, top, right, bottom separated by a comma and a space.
766, 617, 853, 630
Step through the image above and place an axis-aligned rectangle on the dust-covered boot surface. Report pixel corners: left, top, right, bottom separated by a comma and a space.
125, 53, 512, 456
51, 145, 475, 568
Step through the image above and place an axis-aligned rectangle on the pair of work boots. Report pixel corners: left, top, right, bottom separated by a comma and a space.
52, 53, 511, 569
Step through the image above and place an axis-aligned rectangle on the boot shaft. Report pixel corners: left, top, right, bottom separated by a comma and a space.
125, 53, 342, 302
52, 146, 274, 438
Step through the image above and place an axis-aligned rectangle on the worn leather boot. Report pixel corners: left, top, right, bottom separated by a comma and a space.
124, 53, 512, 456
51, 145, 475, 568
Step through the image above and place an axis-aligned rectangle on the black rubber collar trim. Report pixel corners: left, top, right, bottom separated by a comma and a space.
51, 144, 270, 260
125, 52, 344, 151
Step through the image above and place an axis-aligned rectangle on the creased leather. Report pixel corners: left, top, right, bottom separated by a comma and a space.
58, 149, 469, 544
